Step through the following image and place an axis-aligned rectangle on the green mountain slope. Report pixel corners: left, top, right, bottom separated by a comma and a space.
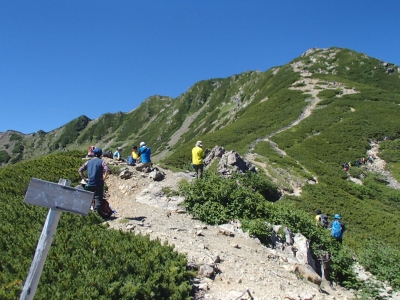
1, 47, 400, 294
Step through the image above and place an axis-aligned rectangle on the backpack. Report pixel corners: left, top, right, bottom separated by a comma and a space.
319, 214, 328, 228
99, 199, 114, 219
331, 220, 343, 239
127, 156, 135, 165
103, 151, 113, 159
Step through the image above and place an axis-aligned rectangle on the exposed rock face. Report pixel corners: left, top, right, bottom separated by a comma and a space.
204, 146, 256, 177
203, 146, 226, 165
293, 263, 322, 285
148, 168, 164, 181
119, 169, 133, 179
293, 233, 316, 270
217, 150, 256, 176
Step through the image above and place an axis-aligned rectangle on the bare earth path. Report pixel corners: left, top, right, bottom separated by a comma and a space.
102, 161, 353, 300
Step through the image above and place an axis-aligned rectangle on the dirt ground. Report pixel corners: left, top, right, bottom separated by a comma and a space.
101, 161, 353, 300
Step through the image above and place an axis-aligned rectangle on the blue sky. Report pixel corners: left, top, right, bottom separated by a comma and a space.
1, 1, 399, 134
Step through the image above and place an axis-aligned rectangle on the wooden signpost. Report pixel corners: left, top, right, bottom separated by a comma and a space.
20, 178, 94, 300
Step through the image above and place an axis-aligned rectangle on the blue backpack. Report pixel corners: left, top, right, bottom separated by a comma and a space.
127, 156, 135, 165
331, 220, 343, 239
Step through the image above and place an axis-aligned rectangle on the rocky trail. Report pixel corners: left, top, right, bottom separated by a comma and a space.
101, 159, 354, 300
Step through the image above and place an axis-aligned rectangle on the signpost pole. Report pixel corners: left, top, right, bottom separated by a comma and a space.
19, 209, 62, 300
20, 179, 69, 300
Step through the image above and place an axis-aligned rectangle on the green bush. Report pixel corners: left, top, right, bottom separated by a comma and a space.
179, 172, 279, 224
0, 150, 11, 164
9, 133, 22, 141
359, 241, 400, 289
12, 142, 24, 154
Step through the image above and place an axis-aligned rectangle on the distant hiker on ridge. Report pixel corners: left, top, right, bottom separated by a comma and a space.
136, 142, 152, 171
78, 148, 110, 218
328, 214, 346, 243
192, 141, 204, 179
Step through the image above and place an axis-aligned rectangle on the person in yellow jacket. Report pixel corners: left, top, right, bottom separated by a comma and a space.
192, 141, 204, 179
132, 145, 139, 162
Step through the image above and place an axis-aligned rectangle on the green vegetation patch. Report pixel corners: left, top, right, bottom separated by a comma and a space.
0, 150, 11, 164
53, 115, 91, 149
0, 152, 194, 299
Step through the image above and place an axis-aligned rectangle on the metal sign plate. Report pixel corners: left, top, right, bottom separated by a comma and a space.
23, 178, 94, 215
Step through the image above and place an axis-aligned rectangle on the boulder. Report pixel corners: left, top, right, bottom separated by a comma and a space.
217, 150, 256, 176
294, 263, 322, 285
198, 264, 215, 278
204, 146, 225, 165
148, 170, 164, 181
119, 169, 132, 179
293, 233, 316, 270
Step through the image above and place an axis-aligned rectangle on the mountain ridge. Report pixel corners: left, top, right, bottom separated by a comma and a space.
2, 46, 400, 297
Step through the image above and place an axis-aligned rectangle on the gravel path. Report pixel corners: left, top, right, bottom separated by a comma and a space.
101, 161, 353, 300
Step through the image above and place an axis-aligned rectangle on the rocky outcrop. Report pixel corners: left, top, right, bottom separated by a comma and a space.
148, 168, 165, 181
294, 263, 322, 285
203, 146, 226, 165
204, 146, 256, 177
217, 150, 256, 176
293, 233, 316, 270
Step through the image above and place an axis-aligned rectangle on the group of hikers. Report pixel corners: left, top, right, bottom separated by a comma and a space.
112, 142, 152, 171
342, 153, 375, 171
79, 140, 206, 218
79, 141, 153, 218
315, 209, 346, 242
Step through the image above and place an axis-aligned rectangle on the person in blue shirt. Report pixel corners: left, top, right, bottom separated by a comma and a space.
78, 148, 110, 218
113, 146, 125, 162
328, 214, 346, 243
136, 142, 152, 171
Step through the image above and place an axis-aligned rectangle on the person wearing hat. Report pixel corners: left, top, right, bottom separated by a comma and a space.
315, 209, 328, 228
328, 214, 346, 243
78, 148, 110, 218
136, 142, 152, 171
192, 141, 204, 179
113, 146, 125, 162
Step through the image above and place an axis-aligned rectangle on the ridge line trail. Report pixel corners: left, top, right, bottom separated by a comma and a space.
248, 69, 358, 156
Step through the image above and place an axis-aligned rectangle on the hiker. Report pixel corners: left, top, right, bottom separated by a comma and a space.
136, 142, 152, 171
192, 141, 204, 179
328, 214, 346, 243
315, 209, 328, 228
74, 179, 87, 191
78, 148, 110, 218
342, 162, 349, 171
87, 145, 95, 157
127, 145, 139, 166
114, 147, 125, 162
367, 155, 374, 164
